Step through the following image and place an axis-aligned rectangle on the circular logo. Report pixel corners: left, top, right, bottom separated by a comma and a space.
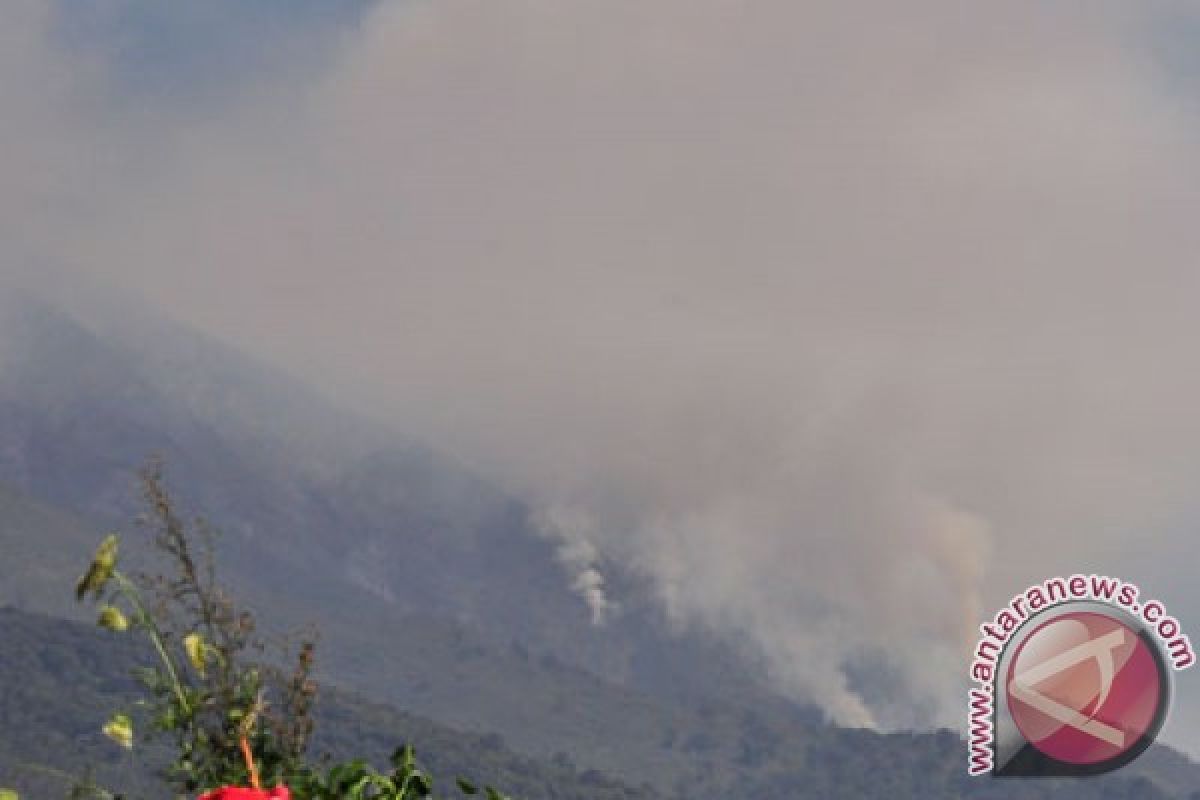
1005, 610, 1167, 767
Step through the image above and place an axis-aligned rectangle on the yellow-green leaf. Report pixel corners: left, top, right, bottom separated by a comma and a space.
103, 713, 133, 749
0, 788, 19, 800
97, 605, 129, 632
183, 632, 208, 676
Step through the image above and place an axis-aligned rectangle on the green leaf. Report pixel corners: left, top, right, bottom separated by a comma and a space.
131, 666, 161, 690
96, 605, 129, 632
328, 760, 370, 792
0, 788, 19, 800
350, 775, 374, 799
456, 777, 479, 795
103, 712, 134, 749
183, 632, 209, 676
392, 743, 416, 771
155, 705, 178, 730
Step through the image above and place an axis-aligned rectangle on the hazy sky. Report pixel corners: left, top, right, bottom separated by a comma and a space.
8, 0, 1200, 749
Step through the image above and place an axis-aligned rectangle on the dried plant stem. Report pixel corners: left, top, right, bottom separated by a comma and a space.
239, 736, 262, 790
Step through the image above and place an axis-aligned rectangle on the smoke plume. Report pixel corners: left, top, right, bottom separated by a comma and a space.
7, 0, 1200, 738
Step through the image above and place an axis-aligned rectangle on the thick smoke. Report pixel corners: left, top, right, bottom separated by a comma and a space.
8, 0, 1200, 737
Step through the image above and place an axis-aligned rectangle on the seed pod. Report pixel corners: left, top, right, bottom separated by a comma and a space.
76, 534, 119, 602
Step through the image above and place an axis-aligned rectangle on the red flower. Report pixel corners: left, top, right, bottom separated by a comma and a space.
197, 787, 290, 800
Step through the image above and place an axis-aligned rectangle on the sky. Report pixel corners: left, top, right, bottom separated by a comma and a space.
7, 0, 1200, 752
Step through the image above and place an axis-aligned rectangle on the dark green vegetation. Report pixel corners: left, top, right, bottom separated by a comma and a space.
2, 297, 1200, 798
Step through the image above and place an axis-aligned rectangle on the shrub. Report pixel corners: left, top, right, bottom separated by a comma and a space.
71, 462, 513, 800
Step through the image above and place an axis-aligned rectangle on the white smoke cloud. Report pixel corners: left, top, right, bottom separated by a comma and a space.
8, 0, 1200, 741
534, 504, 614, 625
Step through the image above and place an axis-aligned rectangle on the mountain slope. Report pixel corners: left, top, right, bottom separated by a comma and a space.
0, 607, 656, 800
0, 294, 806, 730
1, 607, 1195, 799
2, 296, 1199, 798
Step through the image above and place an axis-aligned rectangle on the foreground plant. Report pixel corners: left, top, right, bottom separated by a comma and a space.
72, 461, 511, 800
